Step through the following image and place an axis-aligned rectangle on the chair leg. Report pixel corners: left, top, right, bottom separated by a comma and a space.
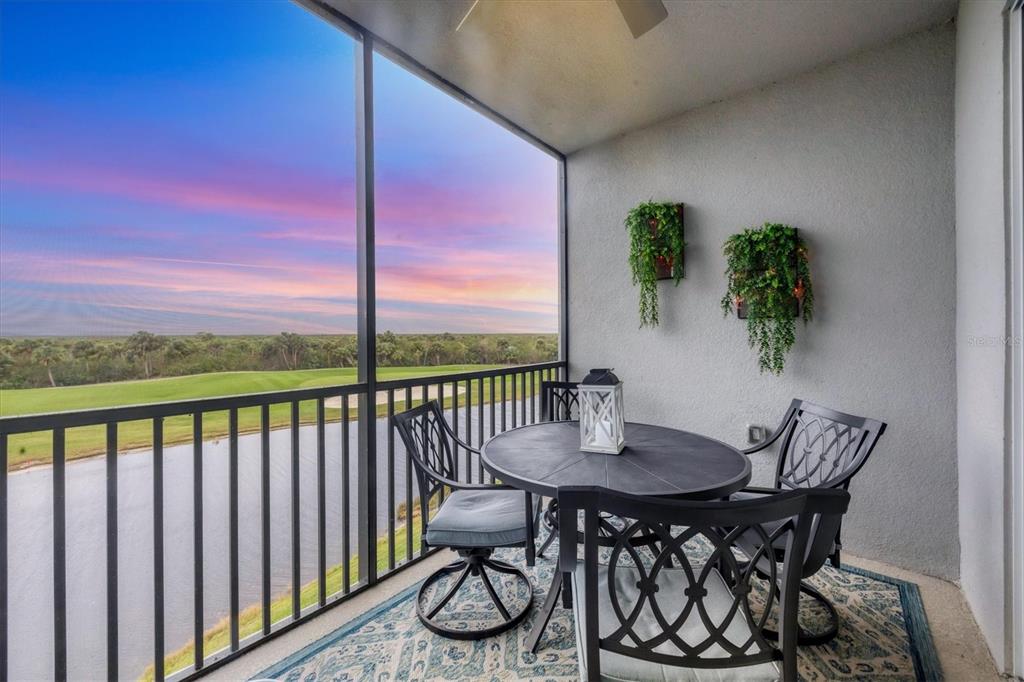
425, 563, 473, 619
416, 549, 534, 641
478, 567, 513, 621
536, 529, 557, 558
525, 492, 536, 567
761, 579, 840, 646
537, 498, 559, 558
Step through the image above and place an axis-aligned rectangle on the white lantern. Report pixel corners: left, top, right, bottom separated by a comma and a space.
579, 368, 625, 454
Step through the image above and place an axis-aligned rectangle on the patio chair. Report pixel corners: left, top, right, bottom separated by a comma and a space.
540, 379, 580, 421
735, 399, 887, 644
393, 400, 540, 640
559, 485, 851, 682
536, 380, 662, 559
536, 380, 580, 557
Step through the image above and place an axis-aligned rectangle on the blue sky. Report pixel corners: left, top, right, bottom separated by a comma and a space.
0, 0, 558, 336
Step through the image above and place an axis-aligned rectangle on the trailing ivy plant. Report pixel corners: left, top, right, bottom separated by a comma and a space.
625, 201, 685, 327
720, 223, 813, 374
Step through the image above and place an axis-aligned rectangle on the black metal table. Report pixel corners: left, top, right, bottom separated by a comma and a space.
480, 420, 751, 651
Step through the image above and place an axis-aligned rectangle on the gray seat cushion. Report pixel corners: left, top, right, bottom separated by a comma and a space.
425, 488, 538, 548
571, 561, 779, 682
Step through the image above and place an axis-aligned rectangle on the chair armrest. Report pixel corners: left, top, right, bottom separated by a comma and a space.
742, 403, 799, 455
452, 435, 480, 455
434, 416, 480, 454
426, 469, 511, 492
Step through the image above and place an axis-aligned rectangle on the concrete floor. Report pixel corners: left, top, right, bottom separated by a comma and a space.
210, 551, 998, 681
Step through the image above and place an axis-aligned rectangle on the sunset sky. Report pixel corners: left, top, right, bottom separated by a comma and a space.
0, 0, 559, 337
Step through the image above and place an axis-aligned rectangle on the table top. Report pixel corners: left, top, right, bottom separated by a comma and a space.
481, 421, 751, 500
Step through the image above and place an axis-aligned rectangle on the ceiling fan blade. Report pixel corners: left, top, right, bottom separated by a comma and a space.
614, 0, 668, 39
455, 0, 481, 32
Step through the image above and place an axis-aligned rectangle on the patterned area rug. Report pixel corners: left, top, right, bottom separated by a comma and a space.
256, 546, 942, 681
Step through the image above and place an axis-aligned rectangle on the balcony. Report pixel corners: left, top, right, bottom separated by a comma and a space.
2, 0, 1023, 680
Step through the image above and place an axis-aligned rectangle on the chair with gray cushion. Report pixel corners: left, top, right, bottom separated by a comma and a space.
735, 399, 887, 644
393, 400, 539, 639
559, 485, 850, 682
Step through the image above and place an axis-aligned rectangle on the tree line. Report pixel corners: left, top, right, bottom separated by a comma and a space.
0, 332, 559, 389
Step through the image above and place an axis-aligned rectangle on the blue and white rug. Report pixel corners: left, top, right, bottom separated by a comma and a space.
256, 547, 941, 681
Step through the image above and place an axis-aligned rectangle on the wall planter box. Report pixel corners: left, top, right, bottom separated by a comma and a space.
721, 223, 813, 374
734, 248, 803, 319
626, 202, 685, 327
651, 204, 685, 280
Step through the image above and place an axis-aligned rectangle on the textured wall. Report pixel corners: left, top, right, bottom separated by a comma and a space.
567, 25, 958, 578
954, 0, 1008, 670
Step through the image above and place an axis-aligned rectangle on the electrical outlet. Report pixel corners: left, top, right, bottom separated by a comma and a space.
747, 424, 766, 444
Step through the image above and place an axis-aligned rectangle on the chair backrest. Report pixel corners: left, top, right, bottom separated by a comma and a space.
770, 400, 887, 491
393, 401, 457, 505
540, 380, 579, 421
559, 486, 850, 680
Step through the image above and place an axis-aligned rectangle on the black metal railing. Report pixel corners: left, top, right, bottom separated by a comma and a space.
0, 360, 565, 681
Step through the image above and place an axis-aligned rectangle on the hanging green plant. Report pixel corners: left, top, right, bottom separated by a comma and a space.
625, 201, 685, 327
720, 222, 814, 374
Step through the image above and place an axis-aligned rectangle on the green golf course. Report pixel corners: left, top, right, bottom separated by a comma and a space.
0, 365, 526, 470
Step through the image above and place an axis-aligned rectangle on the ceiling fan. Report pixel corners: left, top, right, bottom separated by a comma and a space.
456, 0, 669, 39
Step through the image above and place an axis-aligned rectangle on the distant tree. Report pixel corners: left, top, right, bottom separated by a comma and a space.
322, 338, 355, 367
70, 339, 97, 370
377, 330, 398, 366
32, 341, 65, 387
126, 331, 165, 378
496, 339, 515, 365
338, 337, 357, 366
426, 339, 445, 365
408, 340, 427, 366
272, 332, 307, 370
0, 351, 13, 381
535, 336, 556, 360
164, 339, 194, 361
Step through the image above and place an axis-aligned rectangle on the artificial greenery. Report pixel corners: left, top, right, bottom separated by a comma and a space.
625, 201, 685, 327
720, 223, 814, 374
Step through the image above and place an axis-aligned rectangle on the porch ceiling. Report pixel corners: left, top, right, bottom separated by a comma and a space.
322, 0, 956, 153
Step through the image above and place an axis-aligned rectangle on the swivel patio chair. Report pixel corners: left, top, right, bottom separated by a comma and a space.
393, 400, 540, 640
734, 399, 887, 644
559, 485, 851, 682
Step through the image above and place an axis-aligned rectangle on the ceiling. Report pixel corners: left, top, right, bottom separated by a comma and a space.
323, 0, 957, 154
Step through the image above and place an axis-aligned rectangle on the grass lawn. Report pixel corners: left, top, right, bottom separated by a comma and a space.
0, 364, 550, 470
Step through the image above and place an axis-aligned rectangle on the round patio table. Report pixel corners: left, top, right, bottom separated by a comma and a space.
480, 420, 751, 651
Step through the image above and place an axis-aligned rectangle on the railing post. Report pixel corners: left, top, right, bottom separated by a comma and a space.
0, 433, 6, 681
153, 418, 165, 682
192, 413, 204, 672
355, 32, 378, 587
53, 428, 66, 682
228, 408, 240, 651
105, 423, 118, 680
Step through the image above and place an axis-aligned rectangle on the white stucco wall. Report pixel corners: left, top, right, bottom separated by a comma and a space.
954, 0, 1009, 671
567, 25, 959, 578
